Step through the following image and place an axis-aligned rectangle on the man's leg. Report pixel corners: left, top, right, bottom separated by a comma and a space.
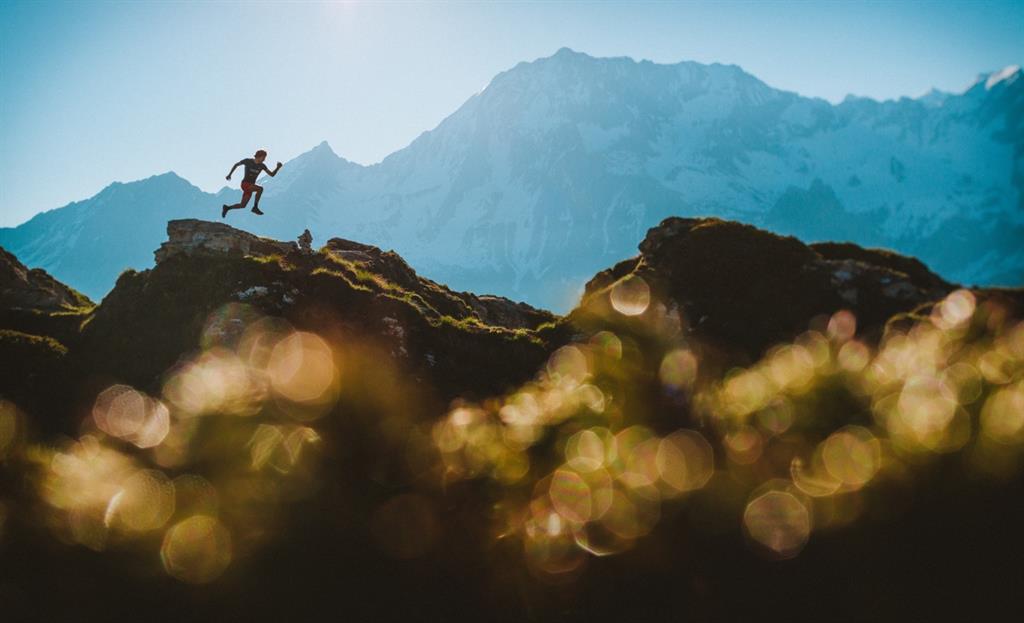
238, 187, 254, 209
251, 185, 265, 215
225, 188, 253, 210
223, 188, 252, 218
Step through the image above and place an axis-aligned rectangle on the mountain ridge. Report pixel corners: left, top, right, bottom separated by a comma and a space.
1, 48, 1021, 310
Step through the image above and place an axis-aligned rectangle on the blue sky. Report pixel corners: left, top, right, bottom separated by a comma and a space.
1, 0, 1022, 227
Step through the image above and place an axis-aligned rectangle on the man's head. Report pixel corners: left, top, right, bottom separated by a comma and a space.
254, 149, 267, 163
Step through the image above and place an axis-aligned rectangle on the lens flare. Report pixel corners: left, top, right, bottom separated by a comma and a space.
743, 490, 811, 559
92, 386, 171, 448
200, 303, 263, 350
725, 425, 763, 465
105, 469, 175, 532
656, 430, 715, 495
39, 436, 138, 550
980, 382, 1024, 444
609, 275, 651, 316
549, 468, 593, 524
547, 345, 590, 384
790, 455, 841, 498
162, 350, 262, 417
93, 385, 145, 437
590, 331, 623, 360
838, 340, 871, 373
659, 349, 698, 391
892, 375, 962, 451
523, 496, 588, 580
827, 310, 857, 342
932, 289, 976, 330
754, 398, 795, 435
565, 428, 609, 472
161, 515, 233, 584
267, 331, 339, 409
821, 426, 881, 488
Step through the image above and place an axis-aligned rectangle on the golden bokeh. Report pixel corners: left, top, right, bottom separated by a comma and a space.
565, 428, 611, 472
10, 280, 1024, 587
743, 489, 811, 559
659, 348, 699, 391
105, 469, 176, 532
821, 426, 881, 488
266, 331, 340, 410
161, 515, 233, 584
932, 289, 976, 331
590, 330, 623, 360
980, 382, 1024, 444
93, 386, 171, 449
609, 275, 651, 316
656, 430, 715, 495
549, 468, 595, 524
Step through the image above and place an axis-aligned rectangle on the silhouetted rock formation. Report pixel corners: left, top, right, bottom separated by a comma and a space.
0, 245, 91, 312
576, 217, 956, 356
79, 220, 561, 397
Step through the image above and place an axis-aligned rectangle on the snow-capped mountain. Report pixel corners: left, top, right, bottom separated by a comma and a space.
2, 48, 1021, 311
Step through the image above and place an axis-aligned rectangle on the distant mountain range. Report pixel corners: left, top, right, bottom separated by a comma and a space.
2, 47, 1021, 311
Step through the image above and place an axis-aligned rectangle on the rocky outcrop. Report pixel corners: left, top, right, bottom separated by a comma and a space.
322, 237, 555, 330
810, 241, 953, 292
154, 219, 299, 263
79, 220, 562, 395
577, 217, 957, 356
0, 245, 92, 312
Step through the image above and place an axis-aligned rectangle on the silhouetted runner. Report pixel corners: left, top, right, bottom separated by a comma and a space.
222, 149, 282, 217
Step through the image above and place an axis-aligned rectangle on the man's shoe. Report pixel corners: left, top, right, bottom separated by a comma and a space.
222, 204, 229, 218
251, 206, 265, 216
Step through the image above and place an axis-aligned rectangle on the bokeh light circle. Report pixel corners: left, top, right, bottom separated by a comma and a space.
609, 275, 651, 316
161, 515, 233, 584
743, 490, 811, 559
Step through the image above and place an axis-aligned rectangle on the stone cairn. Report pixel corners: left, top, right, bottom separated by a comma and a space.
298, 229, 314, 255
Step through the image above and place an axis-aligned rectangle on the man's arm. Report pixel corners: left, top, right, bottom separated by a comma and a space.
226, 160, 244, 180
264, 162, 283, 177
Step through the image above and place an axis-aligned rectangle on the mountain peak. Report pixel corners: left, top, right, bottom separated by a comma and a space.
286, 140, 351, 168
550, 46, 587, 60
312, 140, 336, 154
155, 171, 188, 182
966, 64, 1022, 93
917, 87, 952, 108
985, 64, 1022, 90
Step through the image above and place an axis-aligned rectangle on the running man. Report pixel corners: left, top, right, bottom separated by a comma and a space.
222, 149, 282, 217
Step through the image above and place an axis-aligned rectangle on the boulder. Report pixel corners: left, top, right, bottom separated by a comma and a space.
154, 219, 298, 263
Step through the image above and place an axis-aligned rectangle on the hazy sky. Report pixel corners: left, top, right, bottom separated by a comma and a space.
2, 0, 1022, 227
